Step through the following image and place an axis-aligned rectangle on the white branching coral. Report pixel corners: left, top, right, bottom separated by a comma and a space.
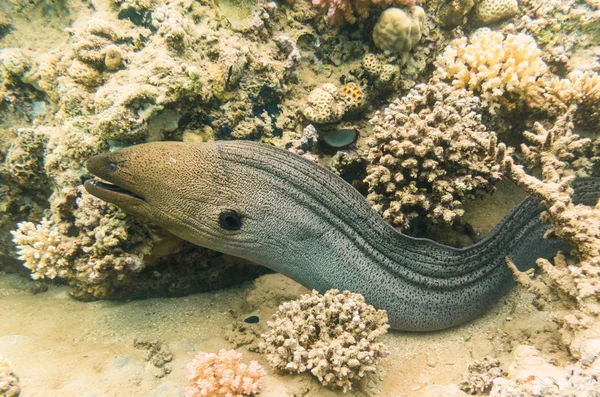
365, 80, 508, 229
11, 218, 71, 280
436, 29, 547, 113
261, 289, 389, 392
185, 349, 266, 397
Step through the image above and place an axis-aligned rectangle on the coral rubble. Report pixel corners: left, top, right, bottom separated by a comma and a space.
185, 349, 266, 397
0, 355, 19, 397
261, 289, 389, 392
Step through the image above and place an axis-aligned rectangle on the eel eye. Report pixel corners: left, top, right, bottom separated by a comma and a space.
219, 210, 242, 231
107, 163, 117, 172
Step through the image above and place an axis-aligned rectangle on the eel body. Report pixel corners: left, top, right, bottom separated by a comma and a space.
84, 140, 599, 331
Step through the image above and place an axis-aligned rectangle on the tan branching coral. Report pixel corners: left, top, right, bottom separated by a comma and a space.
544, 71, 600, 132
365, 80, 508, 229
503, 110, 600, 315
0, 355, 20, 397
261, 289, 389, 392
311, 0, 416, 25
185, 349, 266, 397
436, 29, 547, 113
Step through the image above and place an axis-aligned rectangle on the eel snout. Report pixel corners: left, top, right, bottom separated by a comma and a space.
84, 151, 146, 208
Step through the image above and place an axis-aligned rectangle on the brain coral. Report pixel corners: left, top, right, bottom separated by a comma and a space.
436, 29, 547, 114
372, 6, 426, 54
261, 289, 389, 392
365, 79, 507, 229
302, 83, 347, 124
185, 349, 266, 397
471, 0, 519, 26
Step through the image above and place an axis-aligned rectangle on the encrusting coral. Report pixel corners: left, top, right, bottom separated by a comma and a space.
436, 28, 547, 114
0, 355, 20, 397
260, 289, 389, 392
471, 0, 519, 26
365, 79, 508, 229
185, 349, 266, 397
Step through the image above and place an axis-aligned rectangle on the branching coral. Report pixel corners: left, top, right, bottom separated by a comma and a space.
261, 289, 389, 392
185, 349, 266, 397
436, 28, 547, 113
544, 71, 600, 133
503, 109, 600, 315
365, 80, 508, 229
11, 187, 160, 299
311, 0, 416, 25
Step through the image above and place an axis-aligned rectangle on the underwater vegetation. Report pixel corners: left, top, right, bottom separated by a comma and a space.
1, 0, 600, 395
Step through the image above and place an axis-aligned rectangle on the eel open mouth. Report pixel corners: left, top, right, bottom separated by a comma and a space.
84, 179, 145, 201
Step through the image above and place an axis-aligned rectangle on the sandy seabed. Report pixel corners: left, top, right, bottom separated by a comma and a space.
0, 267, 566, 397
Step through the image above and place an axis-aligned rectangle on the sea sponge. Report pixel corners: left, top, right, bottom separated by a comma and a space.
365, 79, 507, 229
302, 83, 347, 124
0, 355, 20, 397
372, 6, 426, 53
185, 349, 266, 397
471, 0, 519, 26
261, 289, 389, 392
436, 29, 547, 113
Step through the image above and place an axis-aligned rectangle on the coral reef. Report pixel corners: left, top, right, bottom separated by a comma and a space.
261, 289, 389, 392
503, 110, 600, 315
311, 0, 417, 25
11, 186, 160, 298
459, 357, 506, 394
185, 349, 266, 397
436, 28, 548, 113
365, 79, 507, 229
437, 0, 475, 28
0, 355, 19, 397
372, 6, 426, 54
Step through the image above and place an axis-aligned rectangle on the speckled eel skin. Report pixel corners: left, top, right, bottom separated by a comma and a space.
84, 141, 600, 331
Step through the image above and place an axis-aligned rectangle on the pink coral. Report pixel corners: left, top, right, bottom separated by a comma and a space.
312, 0, 417, 24
185, 349, 266, 397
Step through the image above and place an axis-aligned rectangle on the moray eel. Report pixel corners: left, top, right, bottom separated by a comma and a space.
84, 140, 600, 331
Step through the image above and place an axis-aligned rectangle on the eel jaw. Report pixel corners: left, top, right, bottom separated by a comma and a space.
84, 179, 146, 204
